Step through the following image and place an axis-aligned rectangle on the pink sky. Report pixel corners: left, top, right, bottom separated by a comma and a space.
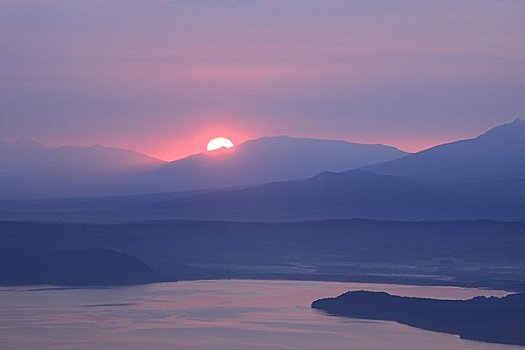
1, 0, 524, 160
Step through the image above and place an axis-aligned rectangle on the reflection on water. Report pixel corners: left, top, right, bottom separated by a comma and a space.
0, 280, 520, 350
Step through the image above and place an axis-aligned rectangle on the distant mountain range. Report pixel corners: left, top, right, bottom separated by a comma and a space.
1, 118, 524, 222
0, 136, 406, 199
148, 118, 523, 222
0, 138, 163, 199
131, 136, 407, 194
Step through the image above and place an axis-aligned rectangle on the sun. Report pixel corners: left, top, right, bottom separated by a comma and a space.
206, 136, 234, 151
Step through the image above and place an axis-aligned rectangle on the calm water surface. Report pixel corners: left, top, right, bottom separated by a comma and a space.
0, 280, 521, 350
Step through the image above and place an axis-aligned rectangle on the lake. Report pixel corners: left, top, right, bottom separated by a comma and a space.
0, 280, 521, 350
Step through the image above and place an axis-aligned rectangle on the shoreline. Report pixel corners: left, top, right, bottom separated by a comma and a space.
0, 277, 515, 296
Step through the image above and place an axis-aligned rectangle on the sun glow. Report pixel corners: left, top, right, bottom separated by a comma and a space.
206, 136, 234, 151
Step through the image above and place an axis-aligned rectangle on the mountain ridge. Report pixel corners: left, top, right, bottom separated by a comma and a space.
364, 117, 525, 183
132, 135, 408, 194
0, 135, 407, 199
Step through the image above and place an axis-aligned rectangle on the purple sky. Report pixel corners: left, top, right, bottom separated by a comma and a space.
1, 0, 524, 160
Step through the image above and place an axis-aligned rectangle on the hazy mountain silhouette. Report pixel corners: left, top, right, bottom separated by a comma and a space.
130, 136, 408, 193
1, 120, 524, 222
365, 118, 525, 183
0, 138, 162, 172
123, 119, 523, 222
0, 139, 164, 199
312, 291, 525, 346
0, 136, 406, 199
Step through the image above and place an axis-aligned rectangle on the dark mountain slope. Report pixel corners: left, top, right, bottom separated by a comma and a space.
0, 247, 158, 286
1, 169, 523, 222
365, 118, 525, 183
107, 169, 522, 222
1, 219, 525, 289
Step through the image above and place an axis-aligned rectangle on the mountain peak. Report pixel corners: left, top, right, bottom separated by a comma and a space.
478, 117, 525, 140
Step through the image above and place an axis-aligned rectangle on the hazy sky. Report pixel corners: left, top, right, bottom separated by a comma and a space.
1, 0, 524, 160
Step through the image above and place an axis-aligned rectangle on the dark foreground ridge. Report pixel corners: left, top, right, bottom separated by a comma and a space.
0, 247, 158, 286
1, 219, 525, 290
312, 291, 525, 346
